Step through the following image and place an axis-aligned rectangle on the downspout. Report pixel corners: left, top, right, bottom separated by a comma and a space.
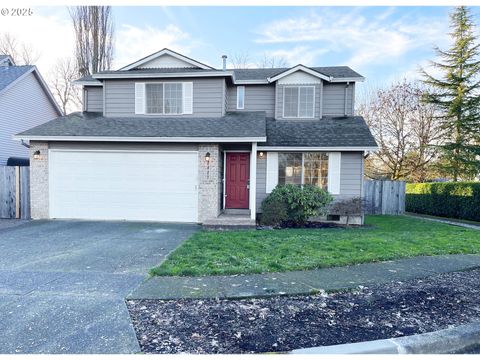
344, 82, 350, 116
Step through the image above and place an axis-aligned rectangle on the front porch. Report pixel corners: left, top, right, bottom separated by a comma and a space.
200, 142, 259, 228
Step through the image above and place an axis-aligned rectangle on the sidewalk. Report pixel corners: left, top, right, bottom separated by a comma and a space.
405, 213, 480, 230
127, 254, 480, 300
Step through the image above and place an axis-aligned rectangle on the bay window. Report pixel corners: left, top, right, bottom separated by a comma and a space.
283, 86, 315, 118
278, 152, 329, 189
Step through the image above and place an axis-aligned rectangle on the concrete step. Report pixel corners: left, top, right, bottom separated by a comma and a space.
222, 209, 251, 215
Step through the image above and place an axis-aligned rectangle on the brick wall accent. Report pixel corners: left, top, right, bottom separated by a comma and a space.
29, 141, 49, 219
198, 144, 221, 222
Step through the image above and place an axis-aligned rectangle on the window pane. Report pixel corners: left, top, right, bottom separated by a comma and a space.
299, 87, 314, 118
164, 83, 183, 114
283, 87, 299, 117
146, 84, 163, 114
278, 153, 302, 185
237, 86, 245, 109
303, 152, 329, 189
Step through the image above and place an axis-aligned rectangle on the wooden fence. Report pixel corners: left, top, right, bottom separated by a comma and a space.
363, 180, 406, 215
0, 166, 30, 219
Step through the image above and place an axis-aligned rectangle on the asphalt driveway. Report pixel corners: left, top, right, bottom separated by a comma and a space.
0, 220, 198, 354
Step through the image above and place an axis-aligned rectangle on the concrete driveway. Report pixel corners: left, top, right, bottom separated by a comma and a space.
0, 220, 198, 354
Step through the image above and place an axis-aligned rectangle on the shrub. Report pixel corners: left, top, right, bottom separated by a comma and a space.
261, 184, 333, 226
406, 182, 480, 222
260, 196, 288, 227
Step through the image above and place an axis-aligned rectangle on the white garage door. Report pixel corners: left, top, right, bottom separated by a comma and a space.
49, 150, 198, 222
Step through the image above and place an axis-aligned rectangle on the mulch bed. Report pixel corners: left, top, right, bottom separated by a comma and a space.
127, 269, 480, 354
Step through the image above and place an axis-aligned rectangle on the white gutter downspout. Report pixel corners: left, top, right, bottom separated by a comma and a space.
344, 82, 350, 116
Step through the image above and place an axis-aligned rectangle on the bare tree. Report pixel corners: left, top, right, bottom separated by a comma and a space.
257, 53, 288, 68
0, 33, 40, 65
230, 51, 251, 69
358, 80, 443, 181
48, 57, 82, 114
69, 6, 114, 76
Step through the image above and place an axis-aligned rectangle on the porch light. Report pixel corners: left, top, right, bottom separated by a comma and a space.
259, 151, 264, 158
205, 152, 211, 162
33, 150, 41, 160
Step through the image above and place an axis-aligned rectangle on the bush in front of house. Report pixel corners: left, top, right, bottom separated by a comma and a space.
261, 184, 333, 226
406, 182, 480, 222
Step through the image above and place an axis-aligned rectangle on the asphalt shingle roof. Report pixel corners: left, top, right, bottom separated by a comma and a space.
261, 116, 377, 148
0, 65, 33, 92
16, 111, 267, 139
232, 66, 363, 80
76, 65, 363, 83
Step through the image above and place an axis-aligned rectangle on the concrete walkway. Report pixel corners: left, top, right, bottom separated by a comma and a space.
128, 254, 480, 300
405, 213, 480, 230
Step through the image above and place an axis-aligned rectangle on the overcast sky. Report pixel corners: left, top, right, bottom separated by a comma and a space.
0, 6, 472, 89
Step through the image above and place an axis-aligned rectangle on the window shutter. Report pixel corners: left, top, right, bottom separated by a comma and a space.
328, 152, 341, 195
266, 152, 279, 193
183, 82, 193, 114
135, 83, 145, 114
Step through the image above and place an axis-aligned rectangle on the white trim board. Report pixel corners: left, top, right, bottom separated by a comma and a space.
93, 71, 233, 79
257, 146, 378, 151
13, 135, 267, 143
119, 48, 214, 71
268, 65, 332, 83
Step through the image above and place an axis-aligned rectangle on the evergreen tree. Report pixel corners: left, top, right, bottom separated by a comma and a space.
421, 6, 480, 181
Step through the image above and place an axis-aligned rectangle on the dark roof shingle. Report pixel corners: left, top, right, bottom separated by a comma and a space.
261, 116, 377, 148
16, 111, 267, 139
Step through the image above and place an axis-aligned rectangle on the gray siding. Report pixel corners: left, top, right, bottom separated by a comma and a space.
340, 151, 363, 197
104, 78, 224, 117
255, 151, 363, 212
0, 72, 59, 165
275, 83, 322, 120
227, 85, 275, 117
85, 86, 103, 112
256, 153, 267, 211
322, 83, 354, 116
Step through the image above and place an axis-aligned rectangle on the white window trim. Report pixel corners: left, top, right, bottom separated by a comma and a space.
282, 85, 315, 119
236, 86, 245, 110
145, 82, 186, 115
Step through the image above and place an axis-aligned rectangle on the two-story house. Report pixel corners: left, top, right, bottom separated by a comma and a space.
1, 55, 62, 165
14, 48, 377, 225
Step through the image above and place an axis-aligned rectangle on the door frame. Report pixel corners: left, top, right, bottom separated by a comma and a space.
222, 150, 251, 210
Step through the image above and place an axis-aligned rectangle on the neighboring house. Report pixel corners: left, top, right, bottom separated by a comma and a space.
14, 48, 377, 225
0, 55, 62, 165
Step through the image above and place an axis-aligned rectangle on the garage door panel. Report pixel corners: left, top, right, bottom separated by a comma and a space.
49, 150, 199, 222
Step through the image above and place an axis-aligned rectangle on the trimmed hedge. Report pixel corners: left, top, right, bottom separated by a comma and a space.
406, 182, 480, 221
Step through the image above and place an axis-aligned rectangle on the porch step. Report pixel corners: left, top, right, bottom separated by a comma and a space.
202, 214, 256, 230
222, 209, 251, 216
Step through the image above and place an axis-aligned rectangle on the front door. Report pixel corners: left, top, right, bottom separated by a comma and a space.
225, 152, 250, 209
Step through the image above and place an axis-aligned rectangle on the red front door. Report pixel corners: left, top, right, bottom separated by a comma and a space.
225, 152, 250, 209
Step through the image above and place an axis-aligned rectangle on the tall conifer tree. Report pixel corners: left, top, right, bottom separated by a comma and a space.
421, 6, 480, 180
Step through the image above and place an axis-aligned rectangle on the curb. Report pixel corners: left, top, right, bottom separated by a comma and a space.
290, 321, 480, 354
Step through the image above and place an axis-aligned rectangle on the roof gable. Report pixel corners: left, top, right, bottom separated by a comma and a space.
119, 48, 214, 71
268, 65, 332, 83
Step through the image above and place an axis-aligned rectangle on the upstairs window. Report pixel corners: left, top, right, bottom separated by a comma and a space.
237, 86, 245, 109
283, 86, 315, 118
146, 82, 184, 114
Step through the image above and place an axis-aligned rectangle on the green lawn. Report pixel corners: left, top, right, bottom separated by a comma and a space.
151, 215, 480, 277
